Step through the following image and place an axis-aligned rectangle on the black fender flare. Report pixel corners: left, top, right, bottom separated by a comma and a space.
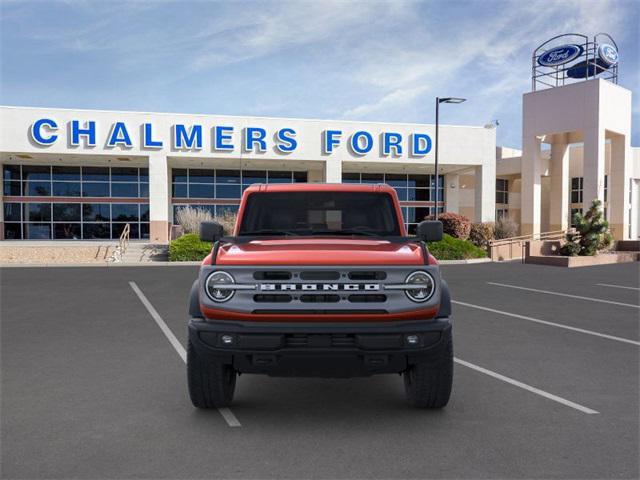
189, 279, 204, 319
437, 279, 451, 318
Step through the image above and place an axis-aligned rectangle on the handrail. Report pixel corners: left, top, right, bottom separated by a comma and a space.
106, 223, 131, 262
119, 223, 131, 254
489, 229, 570, 247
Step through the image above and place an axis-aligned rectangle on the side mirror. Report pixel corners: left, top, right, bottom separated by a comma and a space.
200, 221, 224, 243
417, 220, 443, 243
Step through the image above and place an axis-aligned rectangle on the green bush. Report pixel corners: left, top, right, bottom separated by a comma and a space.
169, 233, 212, 261
428, 234, 487, 260
560, 199, 613, 256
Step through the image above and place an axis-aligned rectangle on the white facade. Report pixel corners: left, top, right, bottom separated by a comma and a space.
0, 106, 496, 242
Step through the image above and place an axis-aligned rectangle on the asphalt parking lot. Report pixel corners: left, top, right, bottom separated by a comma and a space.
1, 261, 638, 479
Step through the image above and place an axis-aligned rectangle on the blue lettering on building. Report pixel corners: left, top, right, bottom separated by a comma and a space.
71, 120, 96, 147
28, 118, 435, 159
411, 133, 432, 156
244, 127, 267, 152
382, 132, 403, 156
323, 130, 342, 154
107, 122, 133, 148
30, 118, 58, 145
173, 124, 202, 150
143, 123, 163, 148
350, 131, 373, 155
214, 126, 234, 151
275, 128, 297, 153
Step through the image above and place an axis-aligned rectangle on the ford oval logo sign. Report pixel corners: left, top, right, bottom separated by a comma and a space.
598, 44, 618, 66
538, 44, 583, 67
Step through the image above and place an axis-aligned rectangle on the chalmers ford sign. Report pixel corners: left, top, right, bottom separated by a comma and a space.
28, 118, 434, 157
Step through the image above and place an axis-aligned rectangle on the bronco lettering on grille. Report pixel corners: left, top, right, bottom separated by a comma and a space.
260, 283, 380, 291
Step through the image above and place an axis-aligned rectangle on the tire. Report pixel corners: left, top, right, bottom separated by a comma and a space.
187, 339, 236, 408
403, 333, 453, 408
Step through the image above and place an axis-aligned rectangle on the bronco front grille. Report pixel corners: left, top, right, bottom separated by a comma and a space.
202, 265, 438, 315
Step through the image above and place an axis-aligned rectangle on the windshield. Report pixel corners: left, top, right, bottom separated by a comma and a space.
238, 191, 401, 237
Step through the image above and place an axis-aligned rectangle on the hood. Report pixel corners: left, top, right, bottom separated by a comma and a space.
214, 238, 425, 266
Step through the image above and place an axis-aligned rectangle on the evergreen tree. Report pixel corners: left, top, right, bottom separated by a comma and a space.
560, 199, 613, 256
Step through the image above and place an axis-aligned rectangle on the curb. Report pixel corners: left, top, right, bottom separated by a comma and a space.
438, 258, 492, 265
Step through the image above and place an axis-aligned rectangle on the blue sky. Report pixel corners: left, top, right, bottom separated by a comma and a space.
1, 0, 638, 148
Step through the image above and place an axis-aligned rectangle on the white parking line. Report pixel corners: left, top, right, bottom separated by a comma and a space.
454, 358, 599, 415
452, 300, 640, 346
487, 282, 640, 309
129, 281, 241, 428
596, 283, 640, 291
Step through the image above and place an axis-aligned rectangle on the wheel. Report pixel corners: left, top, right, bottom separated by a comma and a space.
187, 338, 236, 408
403, 333, 453, 408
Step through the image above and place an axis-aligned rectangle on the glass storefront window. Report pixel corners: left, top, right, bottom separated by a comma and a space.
82, 167, 109, 182
3, 165, 21, 181
52, 166, 80, 181
23, 165, 51, 181
25, 203, 51, 222
4, 202, 21, 221
242, 170, 266, 185
52, 182, 81, 197
112, 204, 139, 222
111, 183, 139, 198
54, 223, 81, 239
83, 223, 111, 239
24, 223, 52, 239
53, 203, 81, 221
25, 181, 51, 196
216, 184, 241, 199
82, 182, 110, 197
188, 183, 215, 199
3, 181, 21, 196
267, 171, 291, 183
216, 170, 241, 184
83, 203, 110, 221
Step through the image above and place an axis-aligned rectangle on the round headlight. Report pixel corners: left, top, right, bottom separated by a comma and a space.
405, 271, 435, 302
205, 271, 235, 302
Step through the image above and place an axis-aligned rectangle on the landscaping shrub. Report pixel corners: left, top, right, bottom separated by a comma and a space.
175, 206, 237, 236
469, 222, 495, 249
175, 206, 215, 234
169, 233, 212, 261
494, 216, 519, 239
438, 212, 471, 240
560, 199, 613, 256
428, 234, 487, 260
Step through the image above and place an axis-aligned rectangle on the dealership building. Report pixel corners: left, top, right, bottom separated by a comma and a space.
0, 35, 638, 243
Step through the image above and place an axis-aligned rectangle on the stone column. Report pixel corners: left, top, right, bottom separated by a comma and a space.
324, 159, 342, 183
474, 163, 495, 222
549, 134, 570, 232
445, 173, 459, 214
609, 134, 631, 240
521, 135, 543, 236
582, 126, 606, 211
148, 153, 170, 244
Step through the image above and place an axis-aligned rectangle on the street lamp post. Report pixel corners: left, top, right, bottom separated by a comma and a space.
434, 96, 466, 219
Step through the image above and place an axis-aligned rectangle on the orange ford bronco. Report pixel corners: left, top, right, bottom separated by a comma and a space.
187, 183, 452, 408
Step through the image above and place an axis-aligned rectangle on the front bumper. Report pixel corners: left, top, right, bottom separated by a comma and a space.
188, 317, 452, 378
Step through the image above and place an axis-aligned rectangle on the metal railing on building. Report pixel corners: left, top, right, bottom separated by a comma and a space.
489, 229, 572, 262
106, 223, 131, 263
